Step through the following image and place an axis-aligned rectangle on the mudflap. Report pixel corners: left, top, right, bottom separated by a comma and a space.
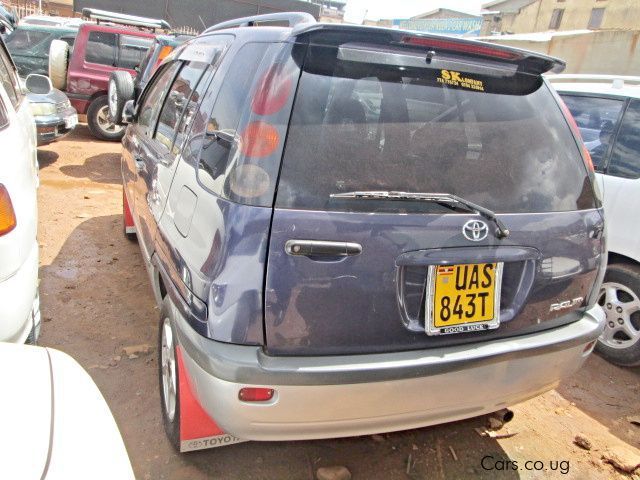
176, 346, 246, 452
123, 188, 136, 234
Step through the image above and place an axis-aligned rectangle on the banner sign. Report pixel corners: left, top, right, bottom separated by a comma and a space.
392, 17, 482, 36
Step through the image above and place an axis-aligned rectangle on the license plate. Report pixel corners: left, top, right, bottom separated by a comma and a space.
65, 114, 78, 129
425, 263, 502, 335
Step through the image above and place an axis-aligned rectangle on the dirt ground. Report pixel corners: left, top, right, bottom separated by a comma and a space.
36, 126, 639, 479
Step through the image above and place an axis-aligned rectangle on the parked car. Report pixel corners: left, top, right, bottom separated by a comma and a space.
119, 13, 606, 453
0, 342, 135, 479
18, 14, 83, 28
108, 32, 193, 122
27, 82, 77, 145
48, 9, 167, 141
550, 74, 640, 367
6, 24, 76, 77
0, 38, 41, 344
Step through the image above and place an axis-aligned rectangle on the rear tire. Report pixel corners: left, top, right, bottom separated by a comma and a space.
87, 95, 125, 141
48, 39, 69, 90
159, 297, 181, 451
596, 263, 640, 367
108, 71, 135, 124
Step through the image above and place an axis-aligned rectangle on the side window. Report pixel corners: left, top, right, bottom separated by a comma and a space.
608, 99, 640, 179
197, 43, 269, 195
118, 35, 153, 70
0, 47, 20, 108
137, 62, 180, 134
85, 31, 116, 66
60, 36, 75, 48
168, 63, 215, 157
154, 62, 206, 153
560, 94, 625, 171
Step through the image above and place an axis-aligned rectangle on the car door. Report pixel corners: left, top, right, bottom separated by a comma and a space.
131, 57, 217, 259
600, 99, 640, 262
123, 61, 179, 259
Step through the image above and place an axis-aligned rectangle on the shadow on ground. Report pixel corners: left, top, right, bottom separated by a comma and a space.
59, 152, 122, 184
557, 354, 640, 447
37, 149, 59, 169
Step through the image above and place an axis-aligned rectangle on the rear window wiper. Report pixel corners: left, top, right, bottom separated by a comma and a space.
330, 191, 510, 239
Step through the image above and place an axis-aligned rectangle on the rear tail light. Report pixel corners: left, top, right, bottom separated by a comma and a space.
251, 64, 293, 116
238, 387, 274, 402
400, 36, 522, 61
240, 121, 280, 158
0, 184, 16, 236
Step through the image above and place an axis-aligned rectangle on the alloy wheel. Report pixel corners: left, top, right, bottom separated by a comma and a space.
598, 281, 640, 349
161, 318, 177, 421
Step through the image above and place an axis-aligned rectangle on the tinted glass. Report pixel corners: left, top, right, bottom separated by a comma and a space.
5, 29, 49, 49
197, 42, 269, 196
60, 36, 75, 48
118, 34, 153, 70
276, 45, 595, 214
85, 31, 116, 66
0, 47, 20, 108
154, 61, 206, 154
561, 94, 624, 171
137, 62, 180, 133
608, 99, 640, 179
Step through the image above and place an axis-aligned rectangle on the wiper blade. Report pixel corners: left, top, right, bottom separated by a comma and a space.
330, 191, 510, 239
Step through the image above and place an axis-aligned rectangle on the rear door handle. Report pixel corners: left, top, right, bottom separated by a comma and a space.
285, 240, 362, 258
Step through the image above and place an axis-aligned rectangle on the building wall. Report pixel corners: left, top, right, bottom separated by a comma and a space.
413, 9, 478, 20
483, 0, 640, 34
483, 29, 640, 75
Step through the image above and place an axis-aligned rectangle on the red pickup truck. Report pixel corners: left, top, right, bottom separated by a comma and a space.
49, 9, 169, 140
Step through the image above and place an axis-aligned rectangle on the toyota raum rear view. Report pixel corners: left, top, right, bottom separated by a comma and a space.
119, 17, 607, 452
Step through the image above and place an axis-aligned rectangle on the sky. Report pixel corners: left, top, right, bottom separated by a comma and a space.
343, 0, 487, 22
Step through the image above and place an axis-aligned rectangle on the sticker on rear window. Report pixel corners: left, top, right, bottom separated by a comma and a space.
437, 69, 484, 92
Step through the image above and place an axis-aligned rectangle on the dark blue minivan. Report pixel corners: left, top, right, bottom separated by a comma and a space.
118, 13, 606, 452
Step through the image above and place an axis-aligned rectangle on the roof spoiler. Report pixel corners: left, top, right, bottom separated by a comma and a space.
204, 12, 316, 34
292, 24, 566, 75
81, 8, 171, 31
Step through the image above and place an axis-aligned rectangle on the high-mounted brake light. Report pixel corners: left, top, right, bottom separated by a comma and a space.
240, 121, 280, 158
252, 65, 293, 116
238, 387, 274, 402
0, 184, 16, 236
400, 36, 522, 61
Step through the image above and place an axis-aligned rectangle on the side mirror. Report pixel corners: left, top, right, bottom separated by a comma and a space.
25, 74, 52, 95
0, 25, 6, 34
121, 99, 135, 124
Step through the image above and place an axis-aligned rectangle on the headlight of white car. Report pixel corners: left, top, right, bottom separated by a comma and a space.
29, 102, 57, 116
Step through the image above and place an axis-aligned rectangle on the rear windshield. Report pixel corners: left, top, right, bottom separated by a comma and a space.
276, 43, 596, 214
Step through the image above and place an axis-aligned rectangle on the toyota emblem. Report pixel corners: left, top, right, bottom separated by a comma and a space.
462, 220, 489, 242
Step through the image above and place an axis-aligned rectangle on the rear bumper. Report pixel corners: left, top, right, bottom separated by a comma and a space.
176, 304, 604, 442
0, 241, 40, 343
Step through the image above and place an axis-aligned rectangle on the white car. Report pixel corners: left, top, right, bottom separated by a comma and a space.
0, 38, 40, 343
0, 342, 135, 479
550, 74, 640, 366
